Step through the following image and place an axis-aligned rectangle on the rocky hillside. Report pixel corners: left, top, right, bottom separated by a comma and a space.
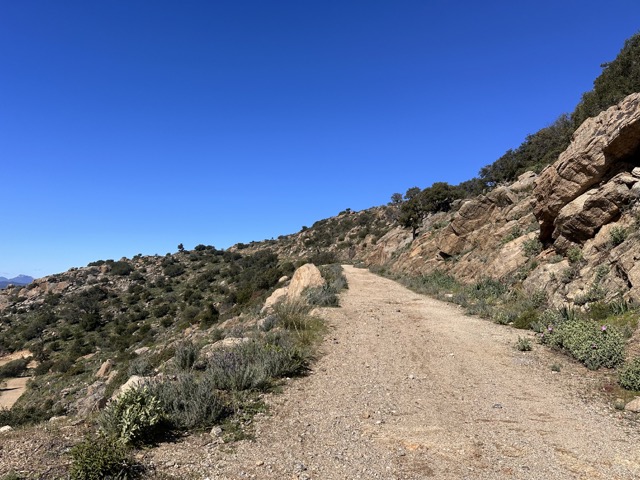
0, 246, 346, 422
364, 93, 640, 307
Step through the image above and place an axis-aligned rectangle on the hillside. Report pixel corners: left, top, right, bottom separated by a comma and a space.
2, 32, 640, 479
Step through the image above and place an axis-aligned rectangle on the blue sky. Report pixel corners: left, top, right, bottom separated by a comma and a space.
2, 1, 640, 279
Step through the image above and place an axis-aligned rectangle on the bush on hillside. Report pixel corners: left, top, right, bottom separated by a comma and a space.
540, 320, 624, 370
619, 357, 640, 391
98, 386, 164, 445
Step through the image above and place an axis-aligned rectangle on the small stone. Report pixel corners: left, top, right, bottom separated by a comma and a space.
256, 461, 264, 466
492, 403, 503, 409
624, 397, 640, 412
408, 374, 415, 380
210, 426, 223, 437
0, 425, 13, 433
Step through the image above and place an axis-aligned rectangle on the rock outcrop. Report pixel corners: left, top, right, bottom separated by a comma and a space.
356, 92, 640, 304
263, 263, 326, 311
534, 92, 640, 244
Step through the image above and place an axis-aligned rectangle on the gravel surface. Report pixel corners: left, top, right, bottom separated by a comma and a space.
146, 266, 640, 479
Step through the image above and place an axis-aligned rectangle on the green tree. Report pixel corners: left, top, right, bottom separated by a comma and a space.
573, 32, 640, 128
404, 187, 421, 201
389, 192, 403, 205
399, 197, 425, 238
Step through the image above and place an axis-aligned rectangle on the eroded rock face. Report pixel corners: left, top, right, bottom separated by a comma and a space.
552, 172, 639, 248
534, 92, 640, 243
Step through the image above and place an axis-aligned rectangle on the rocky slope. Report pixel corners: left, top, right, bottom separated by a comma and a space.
355, 92, 640, 309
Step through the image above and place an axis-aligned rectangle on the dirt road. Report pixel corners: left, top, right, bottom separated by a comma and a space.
151, 266, 640, 479
0, 349, 32, 409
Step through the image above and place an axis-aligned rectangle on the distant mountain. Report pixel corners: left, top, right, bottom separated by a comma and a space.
0, 275, 34, 289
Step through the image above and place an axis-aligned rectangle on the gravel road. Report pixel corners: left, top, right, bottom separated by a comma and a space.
147, 265, 640, 479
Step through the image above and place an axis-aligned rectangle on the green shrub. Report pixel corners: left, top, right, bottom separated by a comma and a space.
1, 471, 22, 480
272, 301, 312, 332
515, 336, 532, 351
0, 404, 59, 427
522, 238, 543, 258
567, 246, 584, 265
205, 338, 308, 393
609, 226, 628, 247
69, 435, 138, 480
108, 261, 134, 276
163, 263, 185, 278
173, 340, 199, 371
0, 357, 31, 379
305, 285, 339, 307
542, 320, 624, 370
502, 225, 523, 243
406, 270, 460, 296
98, 386, 164, 445
619, 357, 640, 391
148, 372, 227, 430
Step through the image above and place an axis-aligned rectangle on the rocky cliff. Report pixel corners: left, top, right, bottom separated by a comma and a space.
363, 92, 640, 307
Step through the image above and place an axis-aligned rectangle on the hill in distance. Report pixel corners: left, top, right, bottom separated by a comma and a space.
0, 275, 34, 289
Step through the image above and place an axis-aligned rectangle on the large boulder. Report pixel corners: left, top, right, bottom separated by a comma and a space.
262, 263, 326, 311
534, 92, 640, 242
288, 263, 325, 298
552, 172, 638, 247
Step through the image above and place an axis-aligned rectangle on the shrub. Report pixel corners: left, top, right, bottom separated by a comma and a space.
567, 246, 584, 265
305, 285, 339, 307
148, 372, 227, 430
543, 320, 624, 370
0, 357, 31, 379
522, 238, 543, 258
163, 263, 185, 278
173, 340, 199, 371
407, 270, 460, 296
515, 336, 532, 351
69, 435, 138, 480
206, 339, 307, 392
98, 386, 164, 445
0, 404, 59, 427
608, 226, 628, 247
272, 301, 312, 332
109, 261, 134, 276
503, 225, 523, 243
619, 357, 640, 391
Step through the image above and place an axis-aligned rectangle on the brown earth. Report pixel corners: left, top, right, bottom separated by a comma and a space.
0, 377, 29, 410
3, 267, 640, 479
0, 350, 33, 409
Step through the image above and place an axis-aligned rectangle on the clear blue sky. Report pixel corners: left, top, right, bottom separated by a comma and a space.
2, 1, 640, 279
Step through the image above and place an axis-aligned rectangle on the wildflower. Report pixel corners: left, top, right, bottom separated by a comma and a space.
547, 326, 553, 332
601, 325, 607, 332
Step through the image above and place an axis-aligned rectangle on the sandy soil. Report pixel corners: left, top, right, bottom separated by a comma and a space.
144, 266, 640, 479
0, 350, 32, 409
0, 377, 29, 409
